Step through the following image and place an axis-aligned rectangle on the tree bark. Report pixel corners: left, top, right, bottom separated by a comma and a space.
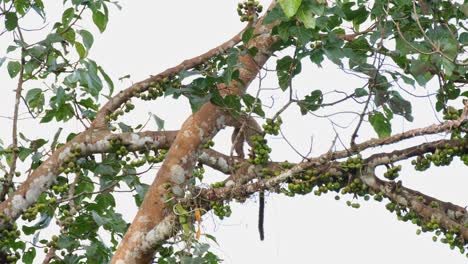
111, 8, 279, 264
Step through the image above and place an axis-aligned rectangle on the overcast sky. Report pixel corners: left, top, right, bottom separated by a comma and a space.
0, 1, 467, 263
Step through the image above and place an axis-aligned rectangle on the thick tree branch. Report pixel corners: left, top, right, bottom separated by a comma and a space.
110, 5, 279, 263
92, 23, 252, 128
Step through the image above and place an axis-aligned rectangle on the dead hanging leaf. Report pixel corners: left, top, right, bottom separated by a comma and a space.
195, 208, 202, 239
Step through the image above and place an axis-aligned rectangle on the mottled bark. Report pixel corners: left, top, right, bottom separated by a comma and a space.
111, 9, 279, 263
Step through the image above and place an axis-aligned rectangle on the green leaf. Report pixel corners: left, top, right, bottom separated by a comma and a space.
83, 60, 103, 98
92, 211, 108, 226
175, 203, 189, 215
460, 32, 468, 45
7, 61, 21, 78
98, 66, 114, 96
400, 74, 415, 86
62, 28, 76, 44
40, 110, 55, 123
298, 90, 323, 114
118, 122, 133, 132
263, 5, 288, 24
309, 49, 324, 66
22, 248, 36, 264
22, 213, 52, 235
388, 91, 413, 121
289, 25, 313, 44
223, 94, 242, 113
79, 29, 94, 49
75, 42, 86, 59
92, 10, 108, 33
57, 235, 80, 250
342, 2, 369, 25
279, 0, 302, 18
14, 0, 29, 15
369, 112, 391, 138
307, 0, 325, 15
242, 94, 265, 117
43, 33, 64, 45
78, 98, 98, 110
26, 88, 45, 112
296, 4, 316, 29
5, 12, 18, 31
354, 88, 368, 97
134, 183, 149, 206
409, 59, 434, 86
95, 164, 116, 176
151, 113, 165, 131
242, 27, 255, 44
204, 234, 219, 245
31, 0, 45, 19
62, 7, 75, 27
276, 56, 301, 90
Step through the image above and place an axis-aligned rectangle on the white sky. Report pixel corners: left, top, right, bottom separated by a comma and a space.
0, 1, 467, 263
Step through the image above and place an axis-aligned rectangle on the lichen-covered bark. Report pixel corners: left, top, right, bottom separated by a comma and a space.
0, 130, 176, 223
110, 10, 279, 264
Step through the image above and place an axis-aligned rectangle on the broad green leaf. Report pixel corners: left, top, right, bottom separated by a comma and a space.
175, 203, 189, 215
309, 49, 324, 66
307, 0, 325, 15
40, 110, 55, 123
22, 248, 36, 264
369, 112, 391, 138
296, 5, 316, 29
7, 61, 21, 78
388, 91, 413, 121
79, 29, 94, 49
5, 12, 18, 31
57, 235, 80, 250
78, 98, 98, 110
276, 56, 301, 90
409, 59, 434, 86
263, 5, 288, 24
279, 0, 302, 18
289, 25, 313, 44
43, 33, 64, 45
92, 211, 108, 226
460, 32, 468, 45
354, 88, 368, 97
62, 7, 75, 27
118, 122, 133, 132
22, 213, 52, 235
75, 42, 86, 59
98, 66, 114, 96
298, 90, 323, 114
92, 10, 108, 32
14, 0, 29, 15
62, 28, 76, 44
31, 0, 45, 19
151, 113, 165, 131
95, 164, 116, 176
223, 94, 242, 112
27, 45, 46, 58
242, 94, 265, 117
242, 27, 255, 44
25, 88, 45, 112
84, 60, 103, 98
